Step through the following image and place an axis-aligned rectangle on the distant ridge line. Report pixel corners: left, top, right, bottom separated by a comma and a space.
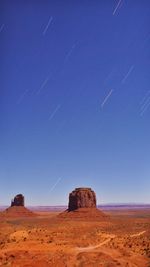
0, 204, 150, 212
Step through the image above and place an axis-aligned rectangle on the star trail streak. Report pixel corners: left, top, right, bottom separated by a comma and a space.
50, 177, 62, 192
101, 89, 114, 108
113, 0, 122, 15
49, 105, 61, 121
43, 16, 53, 35
37, 76, 50, 95
121, 65, 134, 84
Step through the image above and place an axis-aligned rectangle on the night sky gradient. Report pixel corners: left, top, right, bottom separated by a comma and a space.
0, 0, 150, 205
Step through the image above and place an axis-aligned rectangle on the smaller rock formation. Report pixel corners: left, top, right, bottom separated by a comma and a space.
1, 194, 36, 217
11, 194, 24, 207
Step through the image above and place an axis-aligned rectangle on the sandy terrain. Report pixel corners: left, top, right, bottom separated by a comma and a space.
0, 209, 150, 267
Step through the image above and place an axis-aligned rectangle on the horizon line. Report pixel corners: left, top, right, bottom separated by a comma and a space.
0, 202, 150, 207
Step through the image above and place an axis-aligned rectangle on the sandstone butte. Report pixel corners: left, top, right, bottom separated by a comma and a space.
1, 194, 35, 217
11, 194, 24, 207
58, 187, 107, 219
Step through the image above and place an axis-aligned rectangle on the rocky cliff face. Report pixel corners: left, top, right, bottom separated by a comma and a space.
11, 194, 24, 207
59, 187, 106, 219
68, 187, 96, 211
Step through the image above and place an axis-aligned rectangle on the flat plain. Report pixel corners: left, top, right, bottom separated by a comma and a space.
0, 208, 150, 267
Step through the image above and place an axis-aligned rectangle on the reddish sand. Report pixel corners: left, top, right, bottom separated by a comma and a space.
0, 206, 36, 217
58, 207, 107, 219
0, 209, 150, 266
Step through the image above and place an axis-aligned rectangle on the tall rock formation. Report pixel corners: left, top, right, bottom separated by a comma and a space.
68, 187, 96, 211
58, 187, 107, 219
11, 194, 24, 207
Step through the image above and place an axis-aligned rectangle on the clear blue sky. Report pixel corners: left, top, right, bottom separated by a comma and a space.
0, 0, 150, 205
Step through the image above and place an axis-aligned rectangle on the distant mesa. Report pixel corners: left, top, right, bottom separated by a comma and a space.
59, 187, 107, 219
1, 194, 35, 217
11, 194, 24, 207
